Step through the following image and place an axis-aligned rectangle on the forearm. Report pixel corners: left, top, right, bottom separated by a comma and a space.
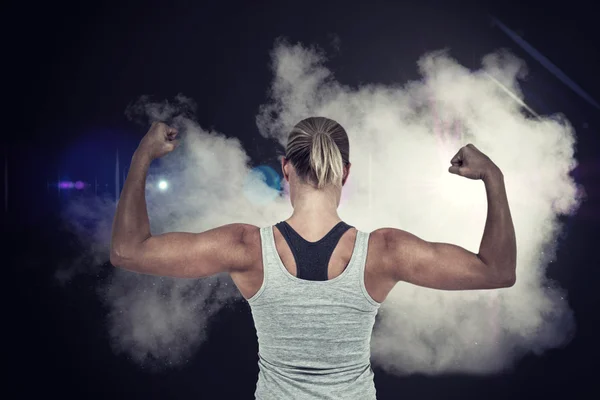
478, 168, 517, 282
110, 149, 153, 259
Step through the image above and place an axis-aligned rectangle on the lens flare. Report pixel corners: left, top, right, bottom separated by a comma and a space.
59, 181, 74, 189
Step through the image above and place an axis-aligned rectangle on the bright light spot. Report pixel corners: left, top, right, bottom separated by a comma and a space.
158, 180, 168, 191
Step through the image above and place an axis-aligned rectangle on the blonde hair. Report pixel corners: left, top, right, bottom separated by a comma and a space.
285, 117, 350, 190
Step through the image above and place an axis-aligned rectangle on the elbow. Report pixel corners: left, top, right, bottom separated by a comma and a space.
502, 273, 516, 287
497, 268, 516, 288
488, 263, 516, 288
110, 242, 147, 271
109, 252, 121, 268
110, 245, 136, 269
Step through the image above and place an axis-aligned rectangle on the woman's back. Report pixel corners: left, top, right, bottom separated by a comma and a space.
239, 222, 381, 399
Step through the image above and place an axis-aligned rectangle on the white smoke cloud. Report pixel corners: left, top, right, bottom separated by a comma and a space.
59, 39, 582, 374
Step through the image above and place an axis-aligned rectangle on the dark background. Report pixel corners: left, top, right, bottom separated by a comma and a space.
5, 0, 599, 398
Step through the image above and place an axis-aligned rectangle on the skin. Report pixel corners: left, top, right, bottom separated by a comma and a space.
110, 122, 254, 278
279, 155, 351, 238
111, 122, 516, 297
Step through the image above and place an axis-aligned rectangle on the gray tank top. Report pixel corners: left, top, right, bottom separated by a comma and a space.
247, 224, 381, 399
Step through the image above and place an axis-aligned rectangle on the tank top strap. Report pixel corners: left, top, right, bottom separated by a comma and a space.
345, 230, 380, 307
256, 225, 296, 288
259, 225, 280, 276
344, 230, 368, 277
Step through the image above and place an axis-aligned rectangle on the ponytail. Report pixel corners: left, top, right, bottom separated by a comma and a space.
310, 131, 344, 189
285, 117, 350, 190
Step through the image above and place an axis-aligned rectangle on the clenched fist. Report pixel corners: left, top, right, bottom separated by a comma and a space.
448, 144, 500, 181
138, 122, 180, 160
